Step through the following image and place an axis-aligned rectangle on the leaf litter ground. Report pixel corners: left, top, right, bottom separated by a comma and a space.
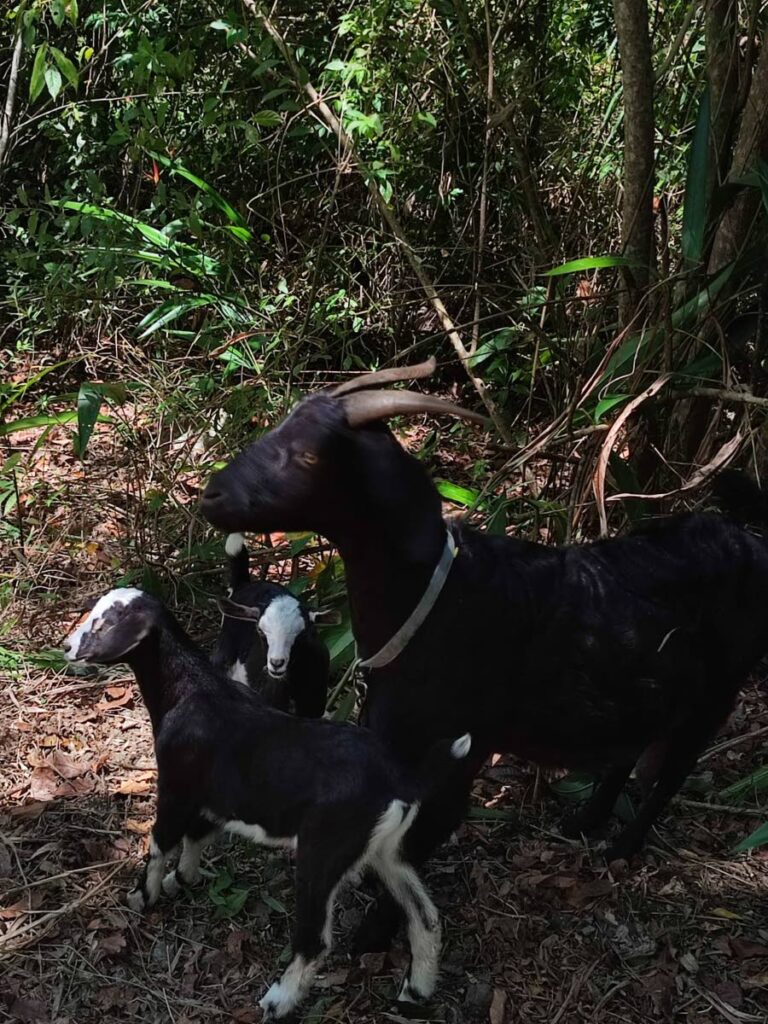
2, 407, 768, 1024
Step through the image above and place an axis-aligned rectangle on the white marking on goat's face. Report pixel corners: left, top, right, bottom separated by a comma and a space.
259, 595, 304, 678
63, 588, 144, 661
229, 659, 249, 684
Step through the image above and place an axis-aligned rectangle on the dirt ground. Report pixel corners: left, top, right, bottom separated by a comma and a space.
3, 406, 768, 1024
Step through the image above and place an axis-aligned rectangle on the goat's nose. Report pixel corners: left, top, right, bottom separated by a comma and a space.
270, 657, 286, 669
62, 641, 71, 653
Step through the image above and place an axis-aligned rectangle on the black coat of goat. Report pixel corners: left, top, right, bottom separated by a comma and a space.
63, 587, 470, 1019
212, 532, 335, 717
201, 359, 768, 943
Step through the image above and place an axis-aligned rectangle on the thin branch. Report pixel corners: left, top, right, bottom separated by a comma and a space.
0, 13, 25, 174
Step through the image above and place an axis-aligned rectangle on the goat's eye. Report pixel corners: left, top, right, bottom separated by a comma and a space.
297, 451, 318, 467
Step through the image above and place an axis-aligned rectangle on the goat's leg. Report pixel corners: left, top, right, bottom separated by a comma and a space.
260, 832, 362, 1020
162, 815, 218, 898
127, 796, 190, 911
354, 761, 479, 953
373, 857, 441, 1004
606, 705, 733, 862
561, 763, 635, 838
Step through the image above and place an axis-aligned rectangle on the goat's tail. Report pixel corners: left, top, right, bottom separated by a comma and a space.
225, 533, 250, 590
366, 735, 472, 864
713, 471, 768, 525
416, 733, 473, 804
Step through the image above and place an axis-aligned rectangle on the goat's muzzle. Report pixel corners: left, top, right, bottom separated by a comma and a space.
201, 477, 246, 531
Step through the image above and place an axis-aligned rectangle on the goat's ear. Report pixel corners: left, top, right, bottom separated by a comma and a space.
309, 608, 342, 626
218, 596, 263, 621
79, 607, 153, 663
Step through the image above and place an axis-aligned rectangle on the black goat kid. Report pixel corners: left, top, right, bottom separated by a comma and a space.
63, 588, 471, 1018
201, 359, 768, 947
212, 532, 336, 716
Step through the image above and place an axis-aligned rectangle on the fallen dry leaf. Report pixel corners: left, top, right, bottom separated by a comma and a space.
9, 801, 49, 820
730, 937, 768, 960
714, 980, 743, 1007
0, 891, 44, 920
97, 931, 127, 956
96, 688, 134, 711
8, 997, 49, 1023
115, 777, 153, 796
28, 767, 95, 801
230, 1006, 260, 1023
490, 987, 507, 1024
124, 818, 152, 835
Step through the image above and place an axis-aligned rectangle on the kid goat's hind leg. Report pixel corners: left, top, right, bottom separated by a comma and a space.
260, 818, 365, 1021
374, 854, 441, 1003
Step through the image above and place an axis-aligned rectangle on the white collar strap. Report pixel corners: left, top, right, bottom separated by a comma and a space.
358, 527, 458, 670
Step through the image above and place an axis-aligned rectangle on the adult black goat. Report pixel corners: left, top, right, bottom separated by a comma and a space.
213, 532, 336, 716
201, 358, 768, 944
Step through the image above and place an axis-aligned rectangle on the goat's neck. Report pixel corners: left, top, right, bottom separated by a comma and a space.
128, 621, 204, 733
334, 504, 447, 659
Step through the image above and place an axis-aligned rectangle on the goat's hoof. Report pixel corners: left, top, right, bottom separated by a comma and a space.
162, 870, 182, 897
126, 888, 148, 912
604, 839, 638, 866
259, 983, 298, 1020
397, 978, 429, 1004
396, 979, 435, 1018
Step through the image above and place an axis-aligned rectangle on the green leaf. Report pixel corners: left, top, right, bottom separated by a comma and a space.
51, 0, 66, 28
51, 47, 79, 89
719, 765, 768, 803
261, 894, 288, 914
44, 65, 62, 100
0, 412, 77, 436
681, 87, 711, 266
594, 394, 630, 423
467, 806, 517, 822
543, 255, 635, 277
75, 383, 103, 458
136, 296, 213, 338
733, 821, 768, 854
66, 0, 78, 26
549, 771, 595, 802
252, 110, 281, 127
435, 479, 481, 508
29, 44, 47, 103
149, 153, 251, 234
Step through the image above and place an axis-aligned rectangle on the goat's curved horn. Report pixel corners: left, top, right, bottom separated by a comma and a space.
342, 389, 489, 428
331, 356, 437, 396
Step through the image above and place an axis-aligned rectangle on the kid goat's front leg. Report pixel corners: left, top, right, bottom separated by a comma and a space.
127, 792, 190, 911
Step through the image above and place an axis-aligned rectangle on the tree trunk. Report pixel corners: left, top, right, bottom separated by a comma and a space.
709, 29, 768, 273
706, 1, 739, 183
613, 0, 656, 324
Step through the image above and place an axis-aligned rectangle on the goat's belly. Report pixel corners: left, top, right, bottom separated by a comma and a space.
204, 810, 297, 850
502, 732, 648, 771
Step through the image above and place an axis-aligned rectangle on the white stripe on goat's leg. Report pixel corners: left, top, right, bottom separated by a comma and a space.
127, 800, 189, 911
128, 836, 175, 911
162, 827, 216, 897
374, 856, 441, 1003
